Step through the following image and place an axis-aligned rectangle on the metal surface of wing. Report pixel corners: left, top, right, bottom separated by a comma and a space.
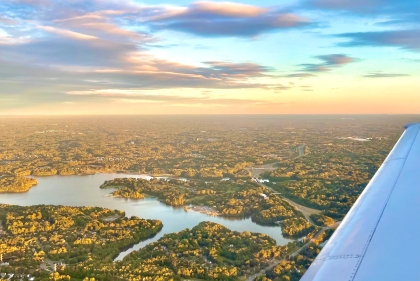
300, 123, 420, 281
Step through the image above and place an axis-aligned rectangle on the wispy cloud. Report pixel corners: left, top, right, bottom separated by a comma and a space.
37, 26, 98, 40
299, 54, 356, 72
306, 0, 419, 15
284, 73, 317, 78
307, 0, 383, 13
363, 72, 410, 78
202, 61, 273, 78
52, 10, 156, 44
66, 88, 281, 106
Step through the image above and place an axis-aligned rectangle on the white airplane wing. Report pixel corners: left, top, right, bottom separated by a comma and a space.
300, 123, 420, 281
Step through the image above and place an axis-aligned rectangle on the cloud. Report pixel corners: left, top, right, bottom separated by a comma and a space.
282, 54, 356, 78
38, 26, 98, 40
285, 73, 317, 78
307, 0, 382, 13
52, 10, 157, 44
305, 0, 420, 31
0, 46, 282, 110
317, 54, 354, 65
0, 37, 138, 67
0, 0, 141, 24
65, 89, 279, 106
181, 1, 268, 18
299, 54, 356, 72
147, 1, 310, 37
0, 1, 310, 41
0, 14, 278, 89
7, 0, 50, 5
0, 16, 18, 24
336, 29, 420, 51
306, 0, 419, 15
201, 61, 273, 78
272, 85, 291, 91
374, 14, 420, 27
363, 72, 410, 78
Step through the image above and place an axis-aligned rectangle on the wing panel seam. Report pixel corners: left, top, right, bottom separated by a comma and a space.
348, 126, 419, 281
314, 254, 361, 262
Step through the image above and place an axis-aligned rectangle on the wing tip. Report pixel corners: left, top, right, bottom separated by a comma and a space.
404, 122, 420, 129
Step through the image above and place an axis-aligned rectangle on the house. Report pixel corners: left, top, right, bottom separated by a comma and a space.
258, 179, 270, 183
260, 193, 268, 199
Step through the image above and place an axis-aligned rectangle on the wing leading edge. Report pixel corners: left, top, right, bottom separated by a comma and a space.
300, 123, 420, 281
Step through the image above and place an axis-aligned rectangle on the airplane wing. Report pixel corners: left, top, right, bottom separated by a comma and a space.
300, 123, 420, 281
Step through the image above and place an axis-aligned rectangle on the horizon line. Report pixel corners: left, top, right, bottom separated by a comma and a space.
1, 113, 419, 117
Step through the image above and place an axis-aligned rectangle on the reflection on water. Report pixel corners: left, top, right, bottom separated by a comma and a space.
0, 174, 293, 260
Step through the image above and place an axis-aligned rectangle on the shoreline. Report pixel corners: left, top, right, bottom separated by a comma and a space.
104, 194, 145, 200
112, 224, 164, 261
0, 189, 32, 193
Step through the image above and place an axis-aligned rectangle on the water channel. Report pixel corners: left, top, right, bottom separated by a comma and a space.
0, 174, 293, 260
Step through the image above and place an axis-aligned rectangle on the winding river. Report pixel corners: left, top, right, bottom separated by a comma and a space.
0, 174, 292, 260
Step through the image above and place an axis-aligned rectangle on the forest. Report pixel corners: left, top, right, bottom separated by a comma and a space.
61, 222, 292, 281
256, 229, 334, 281
0, 204, 162, 279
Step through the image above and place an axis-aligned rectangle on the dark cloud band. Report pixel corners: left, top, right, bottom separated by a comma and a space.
336, 29, 420, 52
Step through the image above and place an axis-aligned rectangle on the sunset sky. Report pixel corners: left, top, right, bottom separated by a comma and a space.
0, 0, 419, 115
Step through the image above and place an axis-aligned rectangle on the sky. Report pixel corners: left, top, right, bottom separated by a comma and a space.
0, 0, 419, 115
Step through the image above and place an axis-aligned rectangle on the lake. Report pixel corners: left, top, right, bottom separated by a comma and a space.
0, 173, 293, 260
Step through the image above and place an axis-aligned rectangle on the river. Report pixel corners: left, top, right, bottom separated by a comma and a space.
0, 173, 293, 260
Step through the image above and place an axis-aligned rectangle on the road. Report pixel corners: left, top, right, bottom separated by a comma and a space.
271, 192, 321, 225
295, 145, 306, 159
245, 156, 338, 281
255, 181, 321, 225
247, 156, 321, 225
246, 221, 341, 281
